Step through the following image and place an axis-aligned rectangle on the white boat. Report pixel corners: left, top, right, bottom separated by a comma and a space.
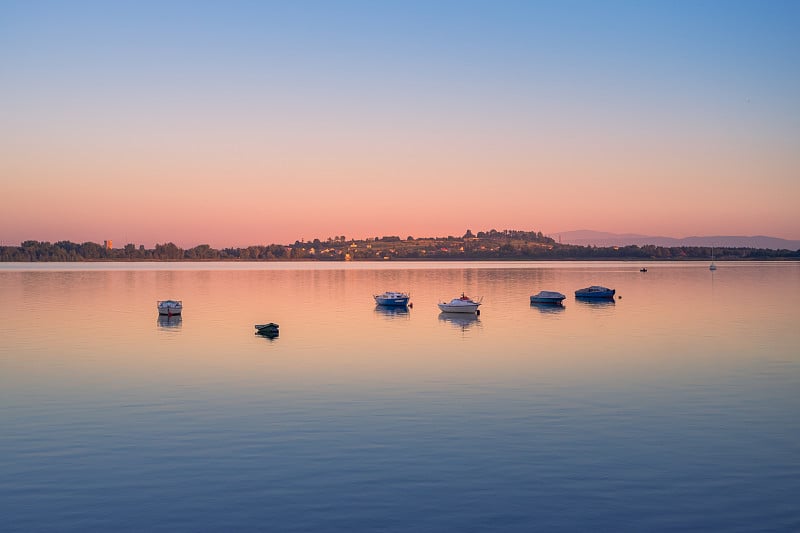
373, 291, 410, 306
438, 293, 482, 313
157, 300, 182, 315
709, 248, 717, 270
530, 291, 566, 304
574, 286, 615, 299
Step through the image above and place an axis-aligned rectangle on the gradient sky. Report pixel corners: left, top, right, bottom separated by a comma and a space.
1, 0, 798, 247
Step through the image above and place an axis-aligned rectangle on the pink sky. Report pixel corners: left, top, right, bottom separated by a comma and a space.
2, 109, 797, 248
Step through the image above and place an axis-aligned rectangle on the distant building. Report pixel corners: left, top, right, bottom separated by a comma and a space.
104, 240, 113, 250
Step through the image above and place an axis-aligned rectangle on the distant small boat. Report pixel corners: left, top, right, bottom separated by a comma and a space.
157, 300, 182, 315
709, 248, 717, 271
438, 293, 482, 313
373, 291, 410, 307
640, 267, 647, 272
255, 323, 279, 337
575, 286, 615, 299
530, 291, 566, 304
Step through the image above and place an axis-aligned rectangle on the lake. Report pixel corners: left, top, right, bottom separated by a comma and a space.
1, 261, 798, 532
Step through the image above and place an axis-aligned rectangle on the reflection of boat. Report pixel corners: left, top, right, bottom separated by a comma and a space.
438, 293, 482, 313
374, 305, 410, 317
575, 298, 616, 308
531, 302, 565, 314
157, 299, 182, 315
373, 291, 410, 306
157, 314, 182, 328
438, 312, 480, 330
255, 323, 279, 337
575, 286, 615, 299
530, 291, 566, 304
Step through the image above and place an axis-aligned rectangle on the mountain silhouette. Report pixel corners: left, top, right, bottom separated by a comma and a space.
554, 230, 800, 250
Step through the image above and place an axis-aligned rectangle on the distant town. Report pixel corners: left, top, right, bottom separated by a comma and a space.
3, 229, 799, 262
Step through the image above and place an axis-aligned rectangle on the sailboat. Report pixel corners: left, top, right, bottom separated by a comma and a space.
709, 247, 717, 271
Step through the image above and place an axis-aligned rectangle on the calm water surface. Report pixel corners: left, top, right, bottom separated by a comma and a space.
1, 261, 799, 531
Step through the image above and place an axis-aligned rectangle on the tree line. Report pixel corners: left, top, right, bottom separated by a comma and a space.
2, 231, 799, 262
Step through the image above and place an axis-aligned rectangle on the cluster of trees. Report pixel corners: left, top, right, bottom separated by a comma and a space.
2, 230, 798, 262
470, 229, 553, 242
0, 241, 293, 261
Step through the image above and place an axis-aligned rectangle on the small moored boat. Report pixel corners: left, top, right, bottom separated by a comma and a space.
575, 286, 615, 299
255, 323, 279, 337
373, 291, 410, 307
530, 291, 566, 304
438, 293, 482, 314
157, 300, 182, 315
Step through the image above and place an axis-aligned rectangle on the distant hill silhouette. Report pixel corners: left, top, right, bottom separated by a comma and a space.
554, 230, 800, 250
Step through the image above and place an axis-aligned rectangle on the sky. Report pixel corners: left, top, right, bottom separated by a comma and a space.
1, 0, 798, 248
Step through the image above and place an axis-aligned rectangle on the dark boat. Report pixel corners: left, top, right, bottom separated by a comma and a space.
575, 286, 616, 299
255, 323, 279, 337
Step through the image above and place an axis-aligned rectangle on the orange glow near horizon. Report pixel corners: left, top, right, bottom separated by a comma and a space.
3, 143, 798, 247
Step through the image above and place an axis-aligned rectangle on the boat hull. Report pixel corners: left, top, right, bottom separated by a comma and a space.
374, 297, 410, 306
530, 296, 565, 304
438, 303, 480, 313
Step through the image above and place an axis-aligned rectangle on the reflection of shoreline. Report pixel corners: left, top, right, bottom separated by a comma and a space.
374, 305, 410, 318
530, 302, 565, 314
157, 315, 183, 329
438, 312, 480, 331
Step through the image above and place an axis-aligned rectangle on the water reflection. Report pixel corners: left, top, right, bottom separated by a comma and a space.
2, 262, 799, 532
438, 312, 480, 331
374, 304, 410, 319
156, 315, 182, 329
574, 298, 616, 309
530, 302, 566, 314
